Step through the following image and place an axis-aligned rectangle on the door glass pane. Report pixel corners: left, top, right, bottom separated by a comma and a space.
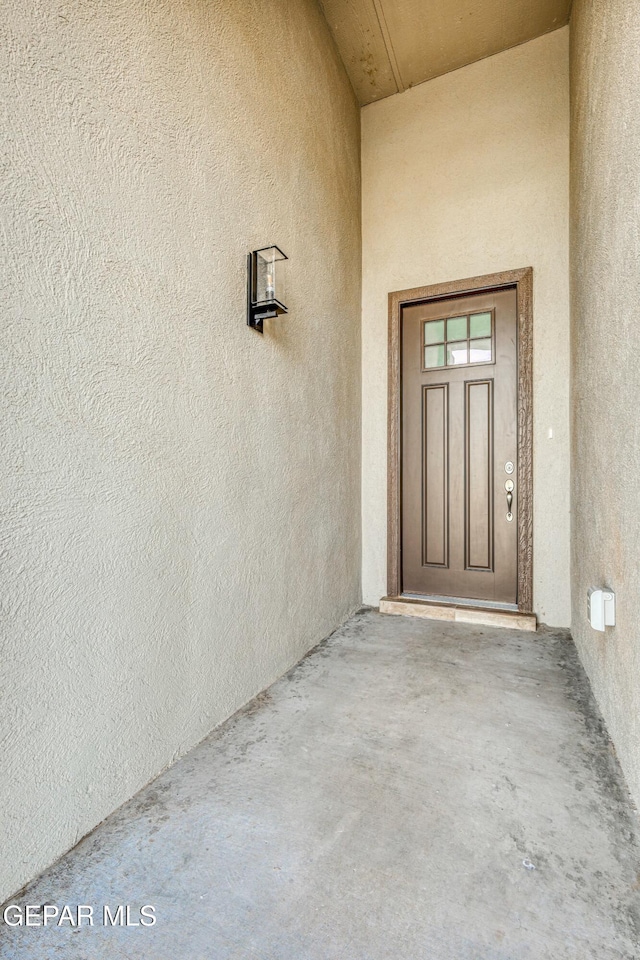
469, 338, 492, 364
424, 344, 445, 368
424, 319, 445, 345
447, 341, 468, 365
470, 312, 492, 338
447, 316, 467, 341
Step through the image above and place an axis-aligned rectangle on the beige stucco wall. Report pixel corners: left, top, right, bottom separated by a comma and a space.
571, 0, 640, 807
0, 0, 361, 902
361, 28, 570, 626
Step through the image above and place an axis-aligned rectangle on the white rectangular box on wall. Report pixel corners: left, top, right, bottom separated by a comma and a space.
587, 589, 616, 632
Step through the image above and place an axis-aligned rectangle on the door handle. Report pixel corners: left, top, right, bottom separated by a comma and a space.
505, 479, 514, 522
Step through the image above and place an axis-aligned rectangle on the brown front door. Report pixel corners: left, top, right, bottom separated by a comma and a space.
401, 288, 518, 603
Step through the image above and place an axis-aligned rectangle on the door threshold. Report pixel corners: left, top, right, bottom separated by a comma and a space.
379, 595, 537, 632
401, 593, 519, 612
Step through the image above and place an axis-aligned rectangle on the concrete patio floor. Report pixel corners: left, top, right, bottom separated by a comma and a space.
2, 608, 640, 959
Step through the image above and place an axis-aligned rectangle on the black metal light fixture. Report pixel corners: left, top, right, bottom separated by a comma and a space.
247, 246, 288, 333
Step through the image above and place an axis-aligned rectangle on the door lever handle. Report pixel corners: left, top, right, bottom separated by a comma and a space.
506, 491, 513, 513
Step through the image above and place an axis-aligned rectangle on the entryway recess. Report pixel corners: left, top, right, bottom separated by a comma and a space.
386, 268, 533, 620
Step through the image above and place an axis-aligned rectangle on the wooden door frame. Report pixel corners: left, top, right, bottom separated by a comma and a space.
387, 267, 534, 613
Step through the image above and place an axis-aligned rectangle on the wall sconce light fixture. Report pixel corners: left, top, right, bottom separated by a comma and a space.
247, 246, 288, 333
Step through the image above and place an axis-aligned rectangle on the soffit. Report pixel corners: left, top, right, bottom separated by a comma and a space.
319, 0, 571, 105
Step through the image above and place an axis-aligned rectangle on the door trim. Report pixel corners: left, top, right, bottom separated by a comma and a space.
387, 267, 534, 613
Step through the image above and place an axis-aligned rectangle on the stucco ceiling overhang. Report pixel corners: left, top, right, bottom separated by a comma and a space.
318, 0, 572, 105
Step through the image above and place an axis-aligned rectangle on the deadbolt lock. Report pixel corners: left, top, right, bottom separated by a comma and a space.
504, 461, 514, 475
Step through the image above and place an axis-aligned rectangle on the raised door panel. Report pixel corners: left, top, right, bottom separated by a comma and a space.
422, 384, 449, 567
465, 380, 493, 571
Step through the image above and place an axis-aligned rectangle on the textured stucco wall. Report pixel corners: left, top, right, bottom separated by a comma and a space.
0, 0, 361, 902
361, 29, 570, 625
571, 0, 640, 807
